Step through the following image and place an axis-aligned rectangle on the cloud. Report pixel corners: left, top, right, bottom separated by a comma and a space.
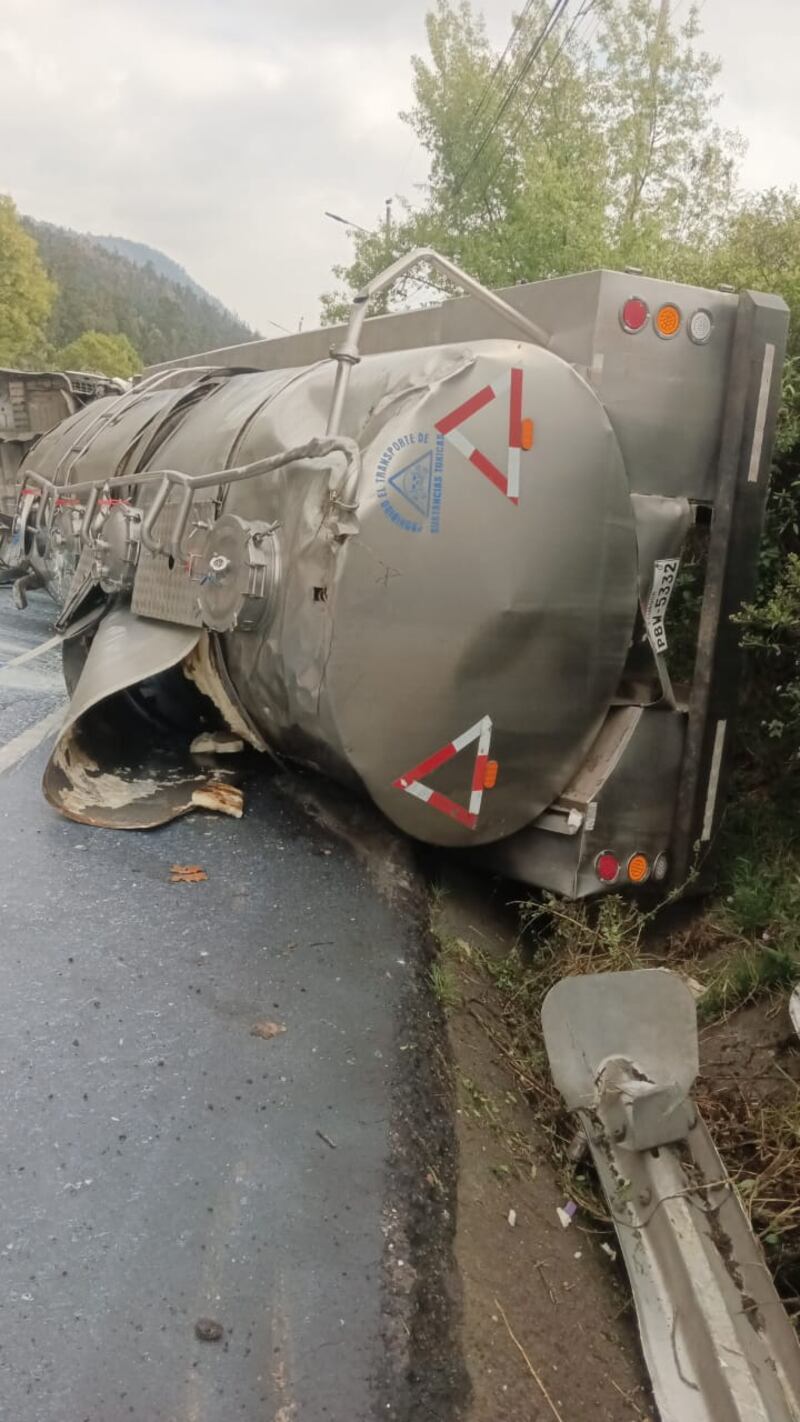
0, 0, 436, 330
0, 0, 797, 339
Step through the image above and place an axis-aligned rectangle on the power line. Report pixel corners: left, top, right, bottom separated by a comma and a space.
581, 9, 602, 52
508, 0, 597, 149
454, 0, 570, 195
450, 0, 570, 200
468, 0, 538, 133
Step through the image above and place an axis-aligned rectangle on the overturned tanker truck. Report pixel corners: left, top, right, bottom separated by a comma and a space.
1, 251, 788, 897
0, 367, 125, 591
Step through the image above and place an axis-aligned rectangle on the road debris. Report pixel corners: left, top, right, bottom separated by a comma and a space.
315, 1129, 337, 1150
556, 1201, 577, 1229
191, 781, 244, 818
194, 1318, 224, 1343
250, 1020, 286, 1040
169, 864, 208, 884
190, 731, 245, 755
507, 1208, 517, 1228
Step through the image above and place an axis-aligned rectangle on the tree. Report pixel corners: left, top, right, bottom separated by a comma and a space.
321, 0, 741, 317
55, 329, 142, 378
22, 218, 255, 366
595, 0, 742, 269
0, 195, 56, 365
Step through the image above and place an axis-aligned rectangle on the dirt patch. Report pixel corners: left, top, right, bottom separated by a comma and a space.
434, 868, 652, 1422
699, 995, 800, 1103
697, 995, 800, 1313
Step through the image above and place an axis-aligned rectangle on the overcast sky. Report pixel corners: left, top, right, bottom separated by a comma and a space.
1, 0, 797, 336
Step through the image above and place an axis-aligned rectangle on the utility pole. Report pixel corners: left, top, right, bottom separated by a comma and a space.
384, 197, 393, 257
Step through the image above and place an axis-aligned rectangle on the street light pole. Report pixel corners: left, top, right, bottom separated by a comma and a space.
324, 210, 370, 236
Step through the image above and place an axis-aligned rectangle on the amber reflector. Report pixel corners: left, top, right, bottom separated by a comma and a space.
627, 852, 651, 884
655, 303, 681, 338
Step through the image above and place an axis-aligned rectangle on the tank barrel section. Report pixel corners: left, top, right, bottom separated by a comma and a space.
326, 247, 552, 435
11, 328, 639, 855
50, 364, 193, 489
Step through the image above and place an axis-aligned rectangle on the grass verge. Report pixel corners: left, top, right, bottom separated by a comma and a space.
429, 805, 800, 1310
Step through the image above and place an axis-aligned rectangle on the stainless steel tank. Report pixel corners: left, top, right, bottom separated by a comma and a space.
20, 335, 638, 847
8, 249, 791, 899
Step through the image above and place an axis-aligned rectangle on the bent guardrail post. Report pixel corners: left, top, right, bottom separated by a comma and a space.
542, 969, 800, 1422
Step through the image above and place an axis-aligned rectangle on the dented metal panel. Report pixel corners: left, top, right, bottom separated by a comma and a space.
146, 267, 742, 501
221, 340, 637, 845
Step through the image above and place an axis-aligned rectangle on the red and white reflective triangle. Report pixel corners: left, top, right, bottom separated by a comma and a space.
435, 368, 524, 504
392, 716, 493, 831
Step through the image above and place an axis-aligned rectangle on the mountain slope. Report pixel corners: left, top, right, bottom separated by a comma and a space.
22, 217, 257, 366
86, 234, 227, 313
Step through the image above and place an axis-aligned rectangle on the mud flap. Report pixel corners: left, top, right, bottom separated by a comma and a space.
542, 970, 800, 1422
43, 607, 243, 829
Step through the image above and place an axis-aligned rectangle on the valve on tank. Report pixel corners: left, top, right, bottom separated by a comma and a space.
195, 514, 280, 633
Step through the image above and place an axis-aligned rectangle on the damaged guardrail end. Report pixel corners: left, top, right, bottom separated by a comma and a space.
542, 969, 800, 1422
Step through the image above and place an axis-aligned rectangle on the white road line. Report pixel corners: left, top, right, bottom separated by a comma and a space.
0, 633, 63, 682
0, 706, 66, 777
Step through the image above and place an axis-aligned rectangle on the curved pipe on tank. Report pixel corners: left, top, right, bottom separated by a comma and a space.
326, 247, 552, 436
24, 436, 361, 564
163, 436, 361, 562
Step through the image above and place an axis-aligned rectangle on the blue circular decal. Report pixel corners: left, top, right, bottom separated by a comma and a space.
374, 431, 444, 533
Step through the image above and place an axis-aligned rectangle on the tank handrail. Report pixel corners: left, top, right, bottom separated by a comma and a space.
326, 246, 551, 435
22, 435, 360, 563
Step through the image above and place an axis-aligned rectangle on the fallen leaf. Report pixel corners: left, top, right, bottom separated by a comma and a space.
250, 1020, 286, 1040
169, 864, 208, 884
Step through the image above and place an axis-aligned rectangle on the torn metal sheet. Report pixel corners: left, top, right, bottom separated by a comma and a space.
190, 781, 243, 817
183, 632, 267, 753
42, 607, 242, 829
542, 969, 800, 1422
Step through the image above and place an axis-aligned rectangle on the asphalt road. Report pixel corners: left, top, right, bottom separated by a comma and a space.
0, 590, 456, 1421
